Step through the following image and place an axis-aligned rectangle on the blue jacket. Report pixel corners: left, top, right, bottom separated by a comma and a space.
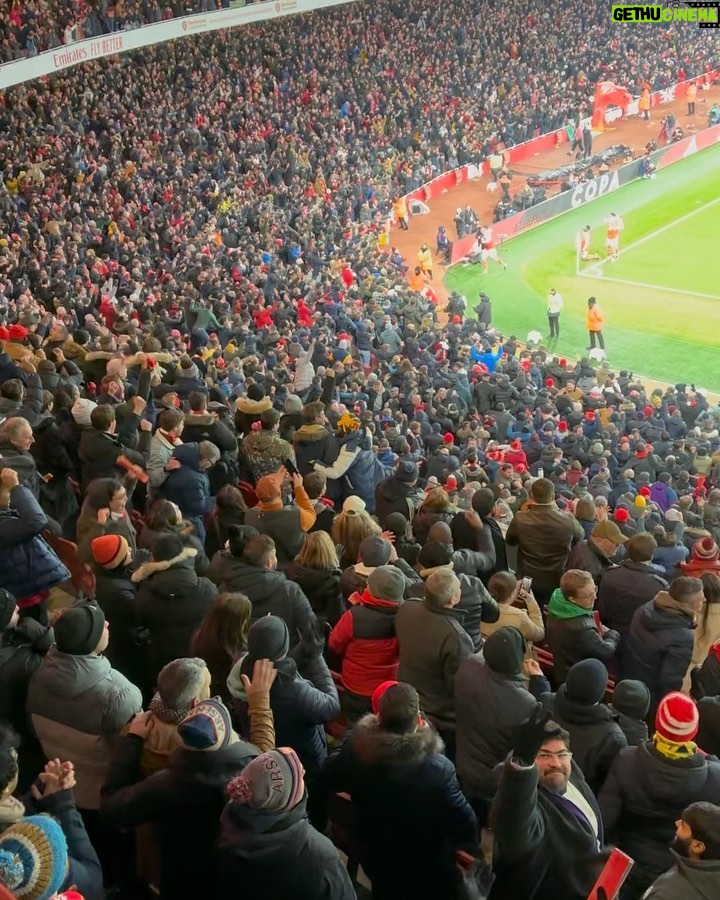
0, 486, 68, 598
469, 346, 503, 372
160, 442, 214, 521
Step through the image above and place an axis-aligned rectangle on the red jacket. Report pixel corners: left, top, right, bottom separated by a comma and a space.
329, 588, 400, 696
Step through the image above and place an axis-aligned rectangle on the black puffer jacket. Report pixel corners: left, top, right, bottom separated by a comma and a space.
133, 546, 218, 680
0, 618, 53, 736
291, 423, 338, 476
540, 686, 627, 794
600, 741, 720, 894
208, 552, 314, 637
285, 562, 345, 626
375, 476, 423, 527
94, 564, 148, 694
597, 561, 669, 635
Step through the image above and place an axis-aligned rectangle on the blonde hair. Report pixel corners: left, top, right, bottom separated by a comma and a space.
296, 531, 339, 570
332, 509, 381, 566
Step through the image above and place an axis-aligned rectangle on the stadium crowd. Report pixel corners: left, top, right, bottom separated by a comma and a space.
1, 1, 720, 899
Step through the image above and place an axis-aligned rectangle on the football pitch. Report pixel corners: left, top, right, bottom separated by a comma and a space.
445, 142, 720, 390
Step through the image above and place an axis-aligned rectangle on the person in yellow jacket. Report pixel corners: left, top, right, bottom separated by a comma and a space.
639, 86, 651, 122
417, 243, 433, 278
394, 197, 409, 230
586, 296, 605, 351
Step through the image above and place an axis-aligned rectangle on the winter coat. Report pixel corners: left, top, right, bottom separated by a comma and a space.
540, 687, 627, 794
375, 475, 424, 527
208, 553, 314, 636
312, 431, 383, 513
93, 565, 149, 694
244, 504, 308, 569
27, 647, 142, 809
101, 731, 259, 899
228, 654, 339, 775
159, 442, 215, 526
30, 413, 79, 525
285, 561, 344, 626
132, 546, 217, 678
78, 428, 147, 491
565, 538, 616, 584
76, 509, 137, 565
0, 440, 41, 499
506, 503, 585, 591
643, 852, 720, 900
311, 714, 477, 900
241, 429, 294, 482
0, 485, 69, 600
597, 560, 669, 635
455, 656, 541, 801
181, 412, 238, 454
138, 525, 210, 576
682, 604, 720, 692
329, 587, 400, 697
546, 589, 621, 684
491, 758, 604, 900
292, 423, 338, 475
216, 796, 355, 900
396, 599, 475, 730
599, 741, 720, 892
481, 597, 545, 647
620, 595, 696, 710
0, 619, 53, 736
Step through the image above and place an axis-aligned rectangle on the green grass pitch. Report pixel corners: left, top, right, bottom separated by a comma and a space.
445, 142, 720, 390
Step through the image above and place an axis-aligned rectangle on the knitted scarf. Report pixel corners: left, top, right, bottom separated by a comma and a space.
653, 732, 697, 760
149, 692, 192, 726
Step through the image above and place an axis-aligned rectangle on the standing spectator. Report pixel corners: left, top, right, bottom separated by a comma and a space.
291, 402, 338, 476
139, 499, 210, 576
546, 569, 620, 684
586, 297, 605, 352
244, 470, 317, 569
375, 459, 424, 527
241, 408, 295, 483
190, 593, 252, 704
565, 518, 628, 584
600, 692, 720, 898
146, 407, 184, 494
182, 391, 238, 455
682, 572, 720, 692
76, 478, 137, 564
159, 441, 219, 544
505, 478, 584, 606
78, 402, 150, 491
286, 531, 344, 627
610, 680, 652, 747
597, 533, 668, 638
0, 418, 41, 499
621, 576, 705, 712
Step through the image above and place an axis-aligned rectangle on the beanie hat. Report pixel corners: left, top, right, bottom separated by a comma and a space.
395, 460, 418, 483
442, 432, 454, 445
691, 537, 720, 562
634, 495, 647, 508
367, 566, 405, 603
54, 605, 105, 656
483, 627, 526, 676
558, 421, 568, 432
247, 383, 265, 402
0, 590, 16, 632
682, 802, 720, 859
226, 747, 304, 811
371, 680, 399, 715
90, 534, 129, 570
418, 541, 453, 570
614, 507, 630, 523
611, 680, 651, 719
639, 485, 652, 498
655, 691, 699, 743
284, 395, 303, 414
565, 659, 608, 705
0, 326, 8, 342
177, 698, 234, 751
0, 814, 68, 900
246, 615, 289, 663
7, 324, 28, 341
71, 397, 97, 427
359, 536, 392, 568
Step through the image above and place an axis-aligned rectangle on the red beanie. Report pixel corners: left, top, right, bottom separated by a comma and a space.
559, 358, 567, 367
545, 377, 555, 388
643, 406, 654, 418
446, 475, 458, 491
91, 534, 129, 570
511, 440, 521, 451
371, 680, 399, 715
452, 315, 461, 324
655, 691, 699, 743
442, 433, 454, 445
692, 537, 720, 562
584, 411, 595, 421
0, 326, 8, 341
558, 421, 568, 432
639, 486, 652, 498
8, 324, 28, 341
614, 508, 630, 523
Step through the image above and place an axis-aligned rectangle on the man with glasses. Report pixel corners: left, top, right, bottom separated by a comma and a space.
491, 704, 605, 899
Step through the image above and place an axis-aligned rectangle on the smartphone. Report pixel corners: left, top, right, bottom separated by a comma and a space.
283, 457, 299, 477
521, 577, 533, 594
588, 847, 634, 899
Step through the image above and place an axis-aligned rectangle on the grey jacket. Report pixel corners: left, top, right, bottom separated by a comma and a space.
644, 852, 720, 900
27, 647, 142, 809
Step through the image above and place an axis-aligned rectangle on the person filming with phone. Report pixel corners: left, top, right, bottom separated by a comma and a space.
244, 467, 317, 569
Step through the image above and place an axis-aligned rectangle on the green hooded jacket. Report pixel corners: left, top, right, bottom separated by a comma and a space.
548, 588, 592, 620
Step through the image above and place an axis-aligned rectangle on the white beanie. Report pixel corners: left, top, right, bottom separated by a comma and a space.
71, 397, 97, 427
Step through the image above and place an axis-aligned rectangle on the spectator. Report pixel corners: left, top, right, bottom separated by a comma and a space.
159, 440, 220, 543
286, 531, 344, 627
375, 459, 424, 527
332, 498, 382, 570
481, 570, 545, 648
600, 692, 720, 898
681, 537, 720, 577
182, 391, 238, 455
241, 407, 295, 483
78, 401, 150, 491
621, 576, 705, 712
652, 524, 690, 577
146, 407, 184, 493
546, 569, 621, 684
682, 572, 720, 692
291, 401, 338, 476
303, 471, 335, 535
216, 748, 355, 900
412, 487, 456, 545
610, 680, 652, 747
76, 477, 137, 564
244, 470, 317, 569
190, 593, 252, 704
565, 518, 628, 583
308, 413, 381, 513
0, 417, 41, 499
139, 498, 210, 576
506, 477, 584, 606
204, 484, 248, 560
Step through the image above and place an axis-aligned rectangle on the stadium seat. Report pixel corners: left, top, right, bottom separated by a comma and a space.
43, 532, 96, 600
238, 480, 258, 508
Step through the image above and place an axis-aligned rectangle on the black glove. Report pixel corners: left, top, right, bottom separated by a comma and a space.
290, 618, 327, 665
690, 666, 706, 701
510, 703, 554, 766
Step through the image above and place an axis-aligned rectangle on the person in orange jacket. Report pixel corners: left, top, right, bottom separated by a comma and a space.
639, 86, 651, 122
687, 81, 698, 116
586, 296, 605, 351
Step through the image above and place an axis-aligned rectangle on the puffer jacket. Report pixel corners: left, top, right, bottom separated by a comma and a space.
133, 546, 218, 679
375, 476, 424, 527
0, 618, 53, 736
292, 423, 338, 475
27, 647, 142, 809
597, 561, 669, 636
159, 442, 215, 526
285, 562, 344, 626
228, 654, 339, 775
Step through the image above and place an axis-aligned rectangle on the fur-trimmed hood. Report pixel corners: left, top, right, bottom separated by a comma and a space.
349, 713, 444, 766
235, 396, 272, 415
131, 546, 198, 583
292, 423, 332, 444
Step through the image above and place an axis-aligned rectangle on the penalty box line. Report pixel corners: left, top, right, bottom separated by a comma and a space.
576, 269, 720, 301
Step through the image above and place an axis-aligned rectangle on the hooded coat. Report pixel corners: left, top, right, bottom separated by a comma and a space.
311, 714, 477, 900
644, 851, 720, 900
546, 590, 620, 684
291, 422, 338, 475
285, 561, 344, 626
0, 618, 53, 737
159, 442, 215, 528
597, 560, 669, 636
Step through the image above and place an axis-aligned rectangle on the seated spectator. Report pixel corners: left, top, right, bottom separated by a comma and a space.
244, 470, 317, 569
332, 498, 382, 569
216, 748, 355, 900
228, 616, 339, 776
90, 534, 148, 695
681, 572, 720, 692
190, 593, 252, 704
621, 576, 705, 712
565, 518, 628, 583
396, 567, 475, 753
27, 604, 142, 811
139, 498, 210, 576
0, 468, 68, 626
610, 680, 651, 747
133, 533, 218, 683
159, 441, 220, 544
329, 565, 405, 725
481, 571, 545, 648
311, 682, 477, 900
539, 659, 627, 795
406, 541, 499, 650
644, 801, 720, 899
600, 692, 720, 898
681, 537, 720, 577
491, 706, 605, 899
76, 477, 137, 564
455, 628, 550, 823
78, 401, 150, 492
597, 533, 668, 639
286, 531, 344, 627
204, 484, 248, 560
209, 534, 314, 638
546, 569, 620, 684
101, 675, 274, 899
